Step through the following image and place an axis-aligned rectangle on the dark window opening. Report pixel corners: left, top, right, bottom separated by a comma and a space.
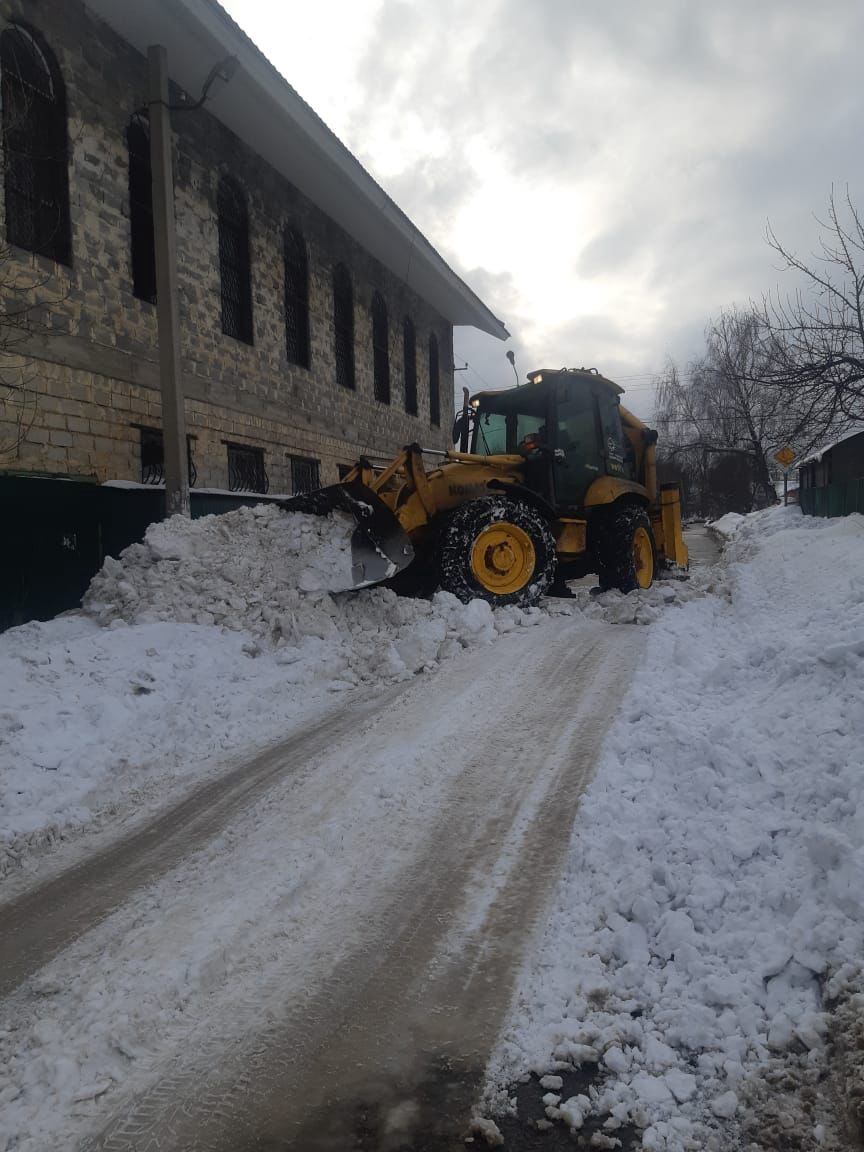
333, 263, 355, 390
218, 176, 253, 344
289, 454, 320, 494
227, 442, 268, 493
138, 426, 196, 487
1, 24, 71, 264
429, 332, 440, 427
338, 463, 353, 480
372, 291, 390, 404
127, 115, 156, 303
284, 227, 310, 368
403, 316, 417, 416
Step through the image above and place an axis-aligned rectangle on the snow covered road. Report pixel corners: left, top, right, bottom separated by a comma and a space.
1, 613, 642, 1151
9, 504, 856, 1152
0, 685, 405, 1000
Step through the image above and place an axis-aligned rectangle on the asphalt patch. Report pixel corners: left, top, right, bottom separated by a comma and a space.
493, 1068, 641, 1151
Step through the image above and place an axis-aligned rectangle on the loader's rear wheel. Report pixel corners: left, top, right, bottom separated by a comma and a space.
439, 497, 556, 607
595, 504, 656, 593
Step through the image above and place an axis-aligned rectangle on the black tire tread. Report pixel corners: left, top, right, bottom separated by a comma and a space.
438, 496, 557, 607
593, 503, 656, 593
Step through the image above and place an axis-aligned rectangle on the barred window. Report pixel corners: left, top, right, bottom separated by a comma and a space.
226, 442, 268, 493
138, 426, 196, 487
403, 316, 417, 416
371, 291, 390, 404
333, 263, 355, 390
127, 115, 156, 303
284, 227, 310, 368
289, 454, 320, 494
218, 176, 253, 344
1, 24, 71, 264
429, 332, 440, 427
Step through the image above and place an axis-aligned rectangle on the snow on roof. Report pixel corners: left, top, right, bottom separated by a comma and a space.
796, 426, 864, 468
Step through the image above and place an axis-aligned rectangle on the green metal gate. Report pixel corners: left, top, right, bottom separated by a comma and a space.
800, 477, 864, 518
1, 475, 281, 631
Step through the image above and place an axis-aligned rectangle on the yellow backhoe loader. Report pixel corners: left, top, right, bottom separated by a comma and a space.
284, 367, 688, 606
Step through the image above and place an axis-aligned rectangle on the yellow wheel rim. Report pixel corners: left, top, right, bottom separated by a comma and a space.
633, 525, 654, 589
469, 522, 536, 595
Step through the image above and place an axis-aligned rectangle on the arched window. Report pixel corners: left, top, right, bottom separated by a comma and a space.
283, 227, 309, 368
127, 115, 156, 303
1, 24, 71, 264
428, 332, 440, 427
217, 176, 253, 344
371, 291, 390, 404
403, 316, 417, 416
333, 263, 355, 390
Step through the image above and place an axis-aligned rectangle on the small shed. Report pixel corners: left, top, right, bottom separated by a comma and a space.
798, 430, 864, 517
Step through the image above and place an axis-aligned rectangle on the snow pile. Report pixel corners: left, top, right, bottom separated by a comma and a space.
707, 511, 746, 539
550, 579, 703, 628
81, 505, 535, 676
489, 506, 864, 1149
84, 504, 358, 624
1, 506, 544, 874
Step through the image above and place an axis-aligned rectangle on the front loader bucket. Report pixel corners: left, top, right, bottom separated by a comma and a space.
281, 480, 415, 589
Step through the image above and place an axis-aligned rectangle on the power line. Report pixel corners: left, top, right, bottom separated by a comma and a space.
452, 350, 494, 391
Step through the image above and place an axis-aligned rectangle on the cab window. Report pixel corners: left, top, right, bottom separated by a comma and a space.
597, 396, 631, 478
472, 409, 546, 454
552, 389, 604, 507
556, 391, 597, 461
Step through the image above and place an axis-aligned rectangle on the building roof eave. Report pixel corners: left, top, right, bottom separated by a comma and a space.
84, 0, 509, 340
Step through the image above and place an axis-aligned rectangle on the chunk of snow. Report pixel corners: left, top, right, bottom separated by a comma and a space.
710, 1090, 738, 1119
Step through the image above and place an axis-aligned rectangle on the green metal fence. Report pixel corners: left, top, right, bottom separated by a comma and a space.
800, 477, 864, 518
1, 475, 282, 631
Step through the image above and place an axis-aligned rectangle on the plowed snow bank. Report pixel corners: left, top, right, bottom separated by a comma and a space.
1, 506, 544, 876
488, 507, 864, 1151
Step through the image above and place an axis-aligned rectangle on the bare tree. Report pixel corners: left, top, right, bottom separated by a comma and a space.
764, 188, 864, 424
654, 307, 835, 514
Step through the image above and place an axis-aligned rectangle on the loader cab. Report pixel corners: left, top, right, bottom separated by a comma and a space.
466, 368, 635, 512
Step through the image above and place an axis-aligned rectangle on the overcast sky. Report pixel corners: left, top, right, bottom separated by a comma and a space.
222, 0, 864, 418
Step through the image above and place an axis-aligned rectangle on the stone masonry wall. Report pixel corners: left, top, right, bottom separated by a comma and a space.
0, 0, 457, 492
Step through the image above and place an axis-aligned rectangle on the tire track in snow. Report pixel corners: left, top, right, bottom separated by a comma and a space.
0, 684, 407, 999
81, 621, 642, 1152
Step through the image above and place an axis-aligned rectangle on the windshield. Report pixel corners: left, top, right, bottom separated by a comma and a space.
472, 405, 547, 455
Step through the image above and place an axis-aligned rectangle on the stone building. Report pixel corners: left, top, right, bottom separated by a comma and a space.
0, 0, 506, 498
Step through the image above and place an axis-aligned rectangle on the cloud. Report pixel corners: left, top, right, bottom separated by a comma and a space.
226, 0, 864, 391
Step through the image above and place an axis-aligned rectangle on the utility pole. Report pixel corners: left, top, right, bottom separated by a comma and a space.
148, 44, 189, 517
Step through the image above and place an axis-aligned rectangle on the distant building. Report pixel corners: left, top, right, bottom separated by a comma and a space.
0, 0, 506, 496
798, 429, 864, 518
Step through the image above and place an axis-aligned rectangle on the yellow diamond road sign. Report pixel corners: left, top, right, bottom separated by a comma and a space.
774, 445, 796, 469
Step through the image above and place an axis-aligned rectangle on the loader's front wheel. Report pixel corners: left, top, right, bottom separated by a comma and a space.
594, 503, 656, 593
439, 497, 556, 607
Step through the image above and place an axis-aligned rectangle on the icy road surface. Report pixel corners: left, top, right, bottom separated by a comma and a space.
1, 614, 641, 1151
